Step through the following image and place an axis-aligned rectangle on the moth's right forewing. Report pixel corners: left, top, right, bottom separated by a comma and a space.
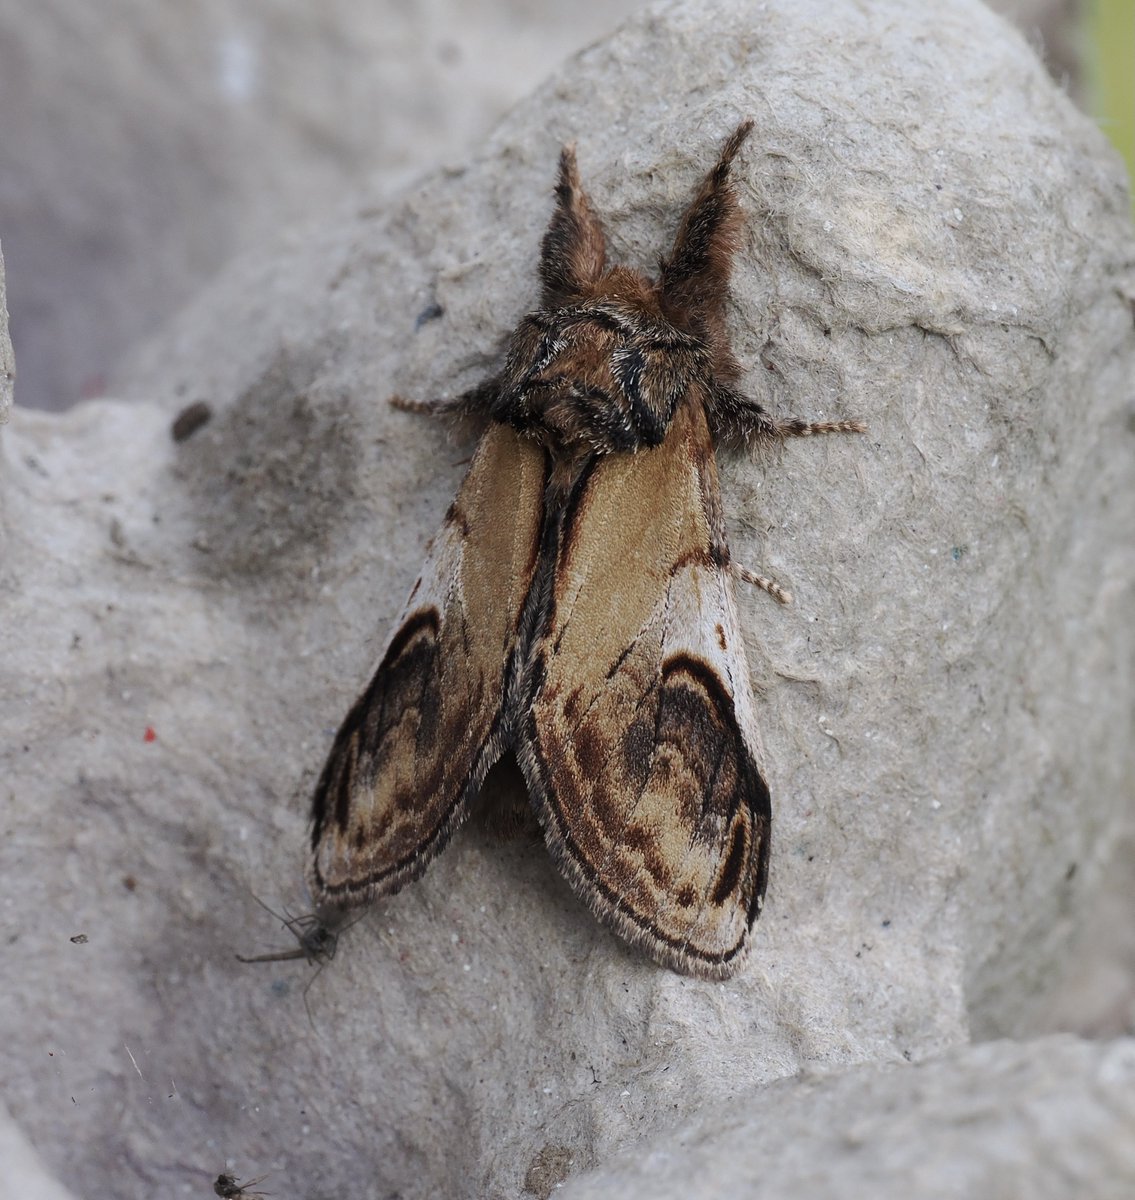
307, 422, 545, 907
518, 401, 771, 979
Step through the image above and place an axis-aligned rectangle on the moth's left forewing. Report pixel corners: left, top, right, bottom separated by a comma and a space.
307, 423, 545, 908
518, 399, 770, 979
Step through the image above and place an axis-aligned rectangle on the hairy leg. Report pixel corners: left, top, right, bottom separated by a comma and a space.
710, 381, 866, 446
732, 562, 793, 605
390, 375, 501, 419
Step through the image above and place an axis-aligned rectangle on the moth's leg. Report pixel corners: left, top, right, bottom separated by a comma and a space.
540, 144, 608, 307
710, 382, 866, 445
732, 563, 792, 606
390, 375, 501, 419
659, 120, 754, 318
774, 416, 868, 438
716, 375, 863, 606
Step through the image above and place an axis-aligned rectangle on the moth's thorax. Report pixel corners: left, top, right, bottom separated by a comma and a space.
491, 294, 709, 458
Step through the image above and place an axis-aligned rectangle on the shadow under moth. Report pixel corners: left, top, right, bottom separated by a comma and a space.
307, 121, 863, 979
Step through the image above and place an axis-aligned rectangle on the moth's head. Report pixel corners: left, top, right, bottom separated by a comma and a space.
495, 278, 707, 457
491, 126, 754, 458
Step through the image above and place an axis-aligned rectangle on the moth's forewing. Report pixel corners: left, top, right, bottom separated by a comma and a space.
307, 422, 546, 907
517, 400, 770, 979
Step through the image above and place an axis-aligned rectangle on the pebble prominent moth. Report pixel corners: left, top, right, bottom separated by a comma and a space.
306, 122, 863, 978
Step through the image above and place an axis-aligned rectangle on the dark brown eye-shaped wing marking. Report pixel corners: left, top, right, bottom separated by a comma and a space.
307, 422, 545, 907
516, 400, 770, 978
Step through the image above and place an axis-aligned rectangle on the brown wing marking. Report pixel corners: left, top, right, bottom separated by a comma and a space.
516, 399, 770, 978
307, 422, 545, 907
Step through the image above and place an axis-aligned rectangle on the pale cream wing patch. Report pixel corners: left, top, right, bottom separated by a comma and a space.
517, 400, 770, 978
307, 422, 545, 907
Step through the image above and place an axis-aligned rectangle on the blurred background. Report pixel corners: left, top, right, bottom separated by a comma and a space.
0, 0, 1128, 415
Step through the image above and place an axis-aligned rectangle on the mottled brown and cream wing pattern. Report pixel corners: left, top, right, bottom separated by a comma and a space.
516, 399, 770, 979
307, 422, 545, 907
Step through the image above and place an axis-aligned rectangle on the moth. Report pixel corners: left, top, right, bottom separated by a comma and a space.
306, 122, 863, 978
